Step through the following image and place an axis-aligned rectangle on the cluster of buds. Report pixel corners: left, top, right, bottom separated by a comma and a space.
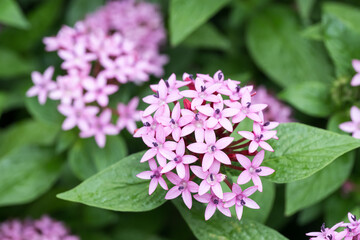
306, 212, 360, 240
136, 70, 277, 220
26, 0, 167, 147
0, 215, 79, 240
339, 60, 360, 139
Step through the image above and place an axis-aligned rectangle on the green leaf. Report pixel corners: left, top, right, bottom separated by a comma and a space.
0, 0, 63, 51
69, 135, 128, 180
246, 5, 333, 87
0, 48, 36, 77
297, 203, 323, 225
0, 120, 59, 157
296, 0, 316, 24
285, 151, 354, 216
0, 0, 29, 29
182, 23, 230, 51
301, 23, 323, 41
66, 0, 105, 26
279, 81, 334, 117
169, 0, 230, 46
322, 5, 360, 78
323, 2, 360, 36
25, 97, 64, 125
58, 151, 166, 212
56, 130, 78, 153
262, 123, 360, 183
0, 146, 62, 206
173, 199, 288, 240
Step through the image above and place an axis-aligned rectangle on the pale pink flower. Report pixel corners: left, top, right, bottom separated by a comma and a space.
339, 106, 360, 138
191, 162, 226, 199
142, 80, 182, 116
194, 192, 231, 220
236, 150, 274, 192
180, 111, 208, 142
187, 130, 233, 171
157, 102, 193, 142
218, 80, 253, 101
58, 41, 96, 71
150, 73, 190, 96
197, 95, 239, 132
137, 159, 168, 195
134, 108, 170, 138
161, 139, 197, 178
306, 222, 346, 240
165, 169, 199, 209
225, 90, 267, 123
181, 77, 221, 110
58, 101, 99, 131
26, 66, 57, 105
83, 74, 118, 107
238, 124, 276, 153
351, 59, 360, 86
49, 74, 83, 104
117, 97, 141, 134
141, 126, 177, 166
79, 109, 119, 148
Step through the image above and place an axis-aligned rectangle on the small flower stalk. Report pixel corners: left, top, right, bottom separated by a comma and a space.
26, 0, 167, 148
136, 70, 277, 220
306, 212, 360, 240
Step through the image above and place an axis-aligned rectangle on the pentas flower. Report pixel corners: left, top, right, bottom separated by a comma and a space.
27, 0, 167, 148
0, 215, 79, 240
339, 106, 360, 139
137, 159, 168, 195
136, 70, 278, 220
351, 59, 360, 86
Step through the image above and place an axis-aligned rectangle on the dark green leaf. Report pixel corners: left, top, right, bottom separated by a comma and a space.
0, 0, 29, 29
246, 6, 333, 87
279, 81, 334, 117
262, 123, 360, 183
301, 23, 323, 41
58, 151, 166, 212
25, 97, 64, 125
69, 135, 128, 180
56, 130, 78, 153
173, 199, 288, 240
182, 23, 230, 51
0, 48, 36, 77
0, 120, 59, 157
296, 0, 316, 24
169, 0, 230, 46
66, 0, 105, 26
0, 146, 62, 206
285, 151, 354, 216
297, 203, 323, 225
0, 0, 63, 51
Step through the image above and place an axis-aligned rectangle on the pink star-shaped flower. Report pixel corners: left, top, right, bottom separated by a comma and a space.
165, 169, 199, 209
161, 138, 198, 178
194, 192, 231, 221
187, 130, 233, 171
306, 222, 346, 240
79, 109, 119, 148
49, 74, 83, 104
136, 159, 168, 195
351, 59, 360, 86
150, 73, 190, 98
142, 79, 182, 116
180, 77, 221, 110
117, 97, 140, 134
190, 162, 226, 199
134, 107, 170, 138
223, 184, 259, 221
236, 150, 274, 192
141, 126, 177, 166
58, 41, 96, 71
180, 111, 208, 143
224, 90, 267, 123
238, 124, 276, 153
197, 95, 239, 132
156, 102, 193, 142
58, 100, 99, 131
339, 106, 360, 139
83, 74, 118, 107
26, 66, 57, 105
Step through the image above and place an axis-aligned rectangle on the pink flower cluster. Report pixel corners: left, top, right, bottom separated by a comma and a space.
339, 60, 360, 139
252, 85, 294, 123
0, 215, 79, 240
26, 0, 167, 148
306, 212, 360, 240
136, 70, 277, 220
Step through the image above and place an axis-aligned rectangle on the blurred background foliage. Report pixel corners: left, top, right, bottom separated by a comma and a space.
1, 0, 360, 239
